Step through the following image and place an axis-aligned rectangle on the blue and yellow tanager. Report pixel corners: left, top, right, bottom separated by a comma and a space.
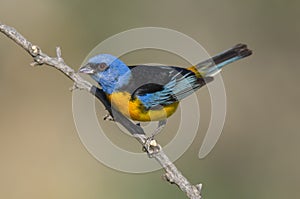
79, 44, 252, 122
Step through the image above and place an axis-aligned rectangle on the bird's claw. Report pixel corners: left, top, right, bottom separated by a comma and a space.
103, 113, 114, 121
69, 84, 78, 91
142, 136, 161, 157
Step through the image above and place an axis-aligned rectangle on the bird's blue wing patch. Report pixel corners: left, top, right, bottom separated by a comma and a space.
132, 72, 210, 109
132, 81, 176, 109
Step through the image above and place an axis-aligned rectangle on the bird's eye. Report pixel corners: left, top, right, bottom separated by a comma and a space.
98, 62, 108, 71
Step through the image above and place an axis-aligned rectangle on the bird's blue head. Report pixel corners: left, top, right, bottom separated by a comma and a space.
79, 54, 131, 94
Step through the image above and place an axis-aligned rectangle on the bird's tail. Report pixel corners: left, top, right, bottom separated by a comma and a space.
196, 44, 252, 77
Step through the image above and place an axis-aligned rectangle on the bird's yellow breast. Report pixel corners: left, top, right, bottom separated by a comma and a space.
107, 92, 179, 121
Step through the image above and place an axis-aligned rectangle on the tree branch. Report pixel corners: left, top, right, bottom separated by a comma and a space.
0, 22, 202, 199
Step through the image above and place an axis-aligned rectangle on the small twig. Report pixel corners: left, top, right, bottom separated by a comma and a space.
0, 22, 202, 199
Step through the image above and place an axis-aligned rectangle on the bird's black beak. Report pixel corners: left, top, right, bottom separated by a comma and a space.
78, 63, 95, 74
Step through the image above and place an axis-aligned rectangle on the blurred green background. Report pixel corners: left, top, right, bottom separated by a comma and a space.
0, 0, 299, 198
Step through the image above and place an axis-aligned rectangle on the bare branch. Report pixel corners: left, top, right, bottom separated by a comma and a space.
0, 22, 202, 199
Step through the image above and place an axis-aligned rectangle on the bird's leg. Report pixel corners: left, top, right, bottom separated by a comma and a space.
151, 119, 167, 137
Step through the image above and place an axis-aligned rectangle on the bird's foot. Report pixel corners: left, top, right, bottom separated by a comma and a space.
142, 136, 161, 157
103, 113, 114, 121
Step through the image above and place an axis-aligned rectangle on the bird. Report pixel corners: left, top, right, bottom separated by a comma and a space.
79, 44, 252, 122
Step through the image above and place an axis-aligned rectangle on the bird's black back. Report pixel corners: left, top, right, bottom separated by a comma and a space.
121, 65, 198, 94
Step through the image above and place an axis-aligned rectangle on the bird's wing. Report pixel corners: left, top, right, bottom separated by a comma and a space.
124, 65, 213, 109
